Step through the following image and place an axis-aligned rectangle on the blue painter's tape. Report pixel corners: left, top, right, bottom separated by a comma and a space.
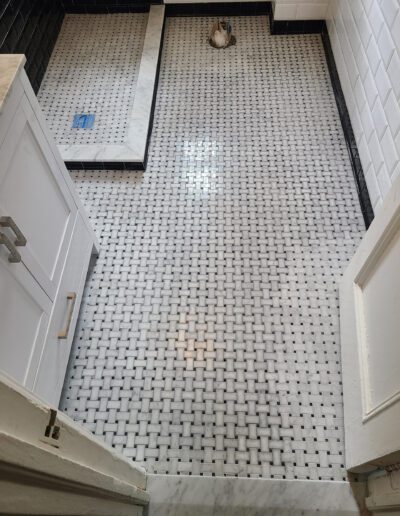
85, 114, 95, 128
72, 114, 95, 129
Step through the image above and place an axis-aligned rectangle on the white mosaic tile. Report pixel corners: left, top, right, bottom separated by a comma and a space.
38, 13, 148, 145
61, 16, 365, 481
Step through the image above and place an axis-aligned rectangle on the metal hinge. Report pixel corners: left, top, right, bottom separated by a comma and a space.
41, 409, 61, 448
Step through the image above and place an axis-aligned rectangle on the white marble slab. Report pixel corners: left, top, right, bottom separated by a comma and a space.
147, 475, 367, 516
58, 5, 164, 167
0, 55, 26, 114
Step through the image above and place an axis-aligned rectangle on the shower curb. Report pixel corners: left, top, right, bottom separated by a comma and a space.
60, 4, 165, 171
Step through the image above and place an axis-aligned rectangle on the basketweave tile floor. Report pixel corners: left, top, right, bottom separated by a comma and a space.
61, 15, 365, 481
37, 13, 148, 145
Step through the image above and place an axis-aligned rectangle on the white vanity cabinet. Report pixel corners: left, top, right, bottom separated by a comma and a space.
0, 56, 98, 407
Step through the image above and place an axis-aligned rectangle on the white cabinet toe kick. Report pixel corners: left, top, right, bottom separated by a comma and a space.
0, 55, 99, 407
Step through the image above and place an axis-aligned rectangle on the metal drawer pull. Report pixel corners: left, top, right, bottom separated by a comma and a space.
0, 231, 21, 263
58, 292, 77, 339
0, 216, 27, 246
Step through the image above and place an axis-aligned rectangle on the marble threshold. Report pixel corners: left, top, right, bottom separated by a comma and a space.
58, 4, 164, 170
146, 474, 368, 516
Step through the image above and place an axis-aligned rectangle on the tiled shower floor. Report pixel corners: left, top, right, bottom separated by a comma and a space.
61, 16, 365, 481
38, 13, 147, 145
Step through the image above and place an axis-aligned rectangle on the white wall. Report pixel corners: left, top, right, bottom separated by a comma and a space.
273, 0, 329, 20
327, 0, 400, 212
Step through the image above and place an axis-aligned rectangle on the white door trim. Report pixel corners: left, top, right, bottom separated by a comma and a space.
0, 372, 148, 515
340, 172, 400, 472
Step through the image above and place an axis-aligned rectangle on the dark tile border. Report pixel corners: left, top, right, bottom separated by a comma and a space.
269, 17, 324, 35
165, 2, 270, 17
65, 160, 145, 170
321, 22, 374, 228
141, 8, 166, 170
268, 6, 324, 36
62, 2, 151, 14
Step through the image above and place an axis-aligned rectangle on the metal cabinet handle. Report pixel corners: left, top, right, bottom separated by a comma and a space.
58, 292, 77, 339
0, 231, 21, 263
0, 216, 27, 246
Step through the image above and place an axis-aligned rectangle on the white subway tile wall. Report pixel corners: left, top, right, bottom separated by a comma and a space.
327, 0, 400, 212
273, 0, 329, 21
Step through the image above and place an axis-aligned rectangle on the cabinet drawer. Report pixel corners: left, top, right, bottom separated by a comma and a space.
33, 214, 93, 407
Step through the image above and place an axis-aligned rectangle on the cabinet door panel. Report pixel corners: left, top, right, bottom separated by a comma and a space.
0, 96, 77, 300
0, 247, 51, 388
34, 215, 93, 406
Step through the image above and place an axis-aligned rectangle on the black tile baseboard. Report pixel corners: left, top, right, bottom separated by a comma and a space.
65, 160, 146, 170
269, 17, 324, 35
165, 2, 270, 17
62, 1, 153, 14
321, 22, 374, 228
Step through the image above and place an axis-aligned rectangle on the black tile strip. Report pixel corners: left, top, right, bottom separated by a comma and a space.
62, 2, 151, 14
269, 16, 324, 35
321, 22, 374, 228
65, 161, 145, 170
141, 7, 165, 170
165, 2, 270, 17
